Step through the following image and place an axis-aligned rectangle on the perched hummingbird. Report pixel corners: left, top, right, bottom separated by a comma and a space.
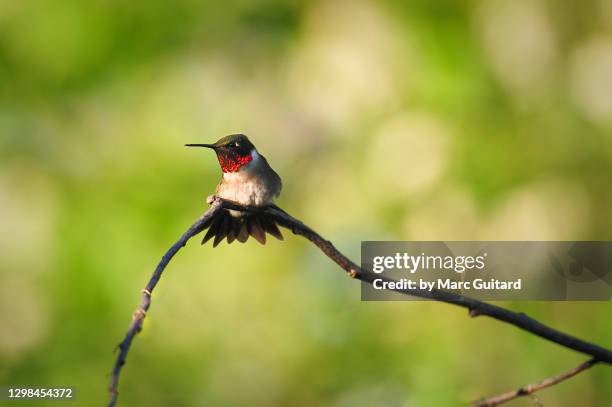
186, 134, 284, 247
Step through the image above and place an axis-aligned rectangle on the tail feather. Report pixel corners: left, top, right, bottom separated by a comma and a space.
260, 214, 284, 241
201, 213, 224, 245
212, 214, 230, 247
248, 217, 266, 245
226, 216, 239, 244
200, 209, 284, 246
236, 221, 249, 243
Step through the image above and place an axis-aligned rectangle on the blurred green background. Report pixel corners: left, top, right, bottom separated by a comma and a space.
1, 0, 612, 405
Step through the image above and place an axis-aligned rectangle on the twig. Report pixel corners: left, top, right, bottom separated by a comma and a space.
473, 358, 598, 406
109, 197, 611, 406
257, 203, 612, 364
107, 200, 223, 407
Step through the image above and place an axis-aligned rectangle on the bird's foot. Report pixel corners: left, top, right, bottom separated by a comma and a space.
206, 194, 217, 205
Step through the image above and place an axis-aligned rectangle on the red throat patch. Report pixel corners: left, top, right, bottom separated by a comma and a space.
219, 153, 253, 173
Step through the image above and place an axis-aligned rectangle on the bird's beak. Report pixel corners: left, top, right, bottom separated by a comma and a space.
185, 143, 216, 149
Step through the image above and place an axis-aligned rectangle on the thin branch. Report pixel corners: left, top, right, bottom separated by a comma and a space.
107, 200, 223, 407
109, 197, 611, 406
473, 358, 598, 406
256, 203, 612, 364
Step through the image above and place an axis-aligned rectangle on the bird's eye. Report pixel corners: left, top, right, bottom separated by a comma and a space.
227, 142, 236, 148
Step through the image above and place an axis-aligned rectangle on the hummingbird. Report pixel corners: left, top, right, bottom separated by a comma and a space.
186, 134, 284, 247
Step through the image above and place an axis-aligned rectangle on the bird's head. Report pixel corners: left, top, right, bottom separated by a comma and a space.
186, 134, 256, 173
